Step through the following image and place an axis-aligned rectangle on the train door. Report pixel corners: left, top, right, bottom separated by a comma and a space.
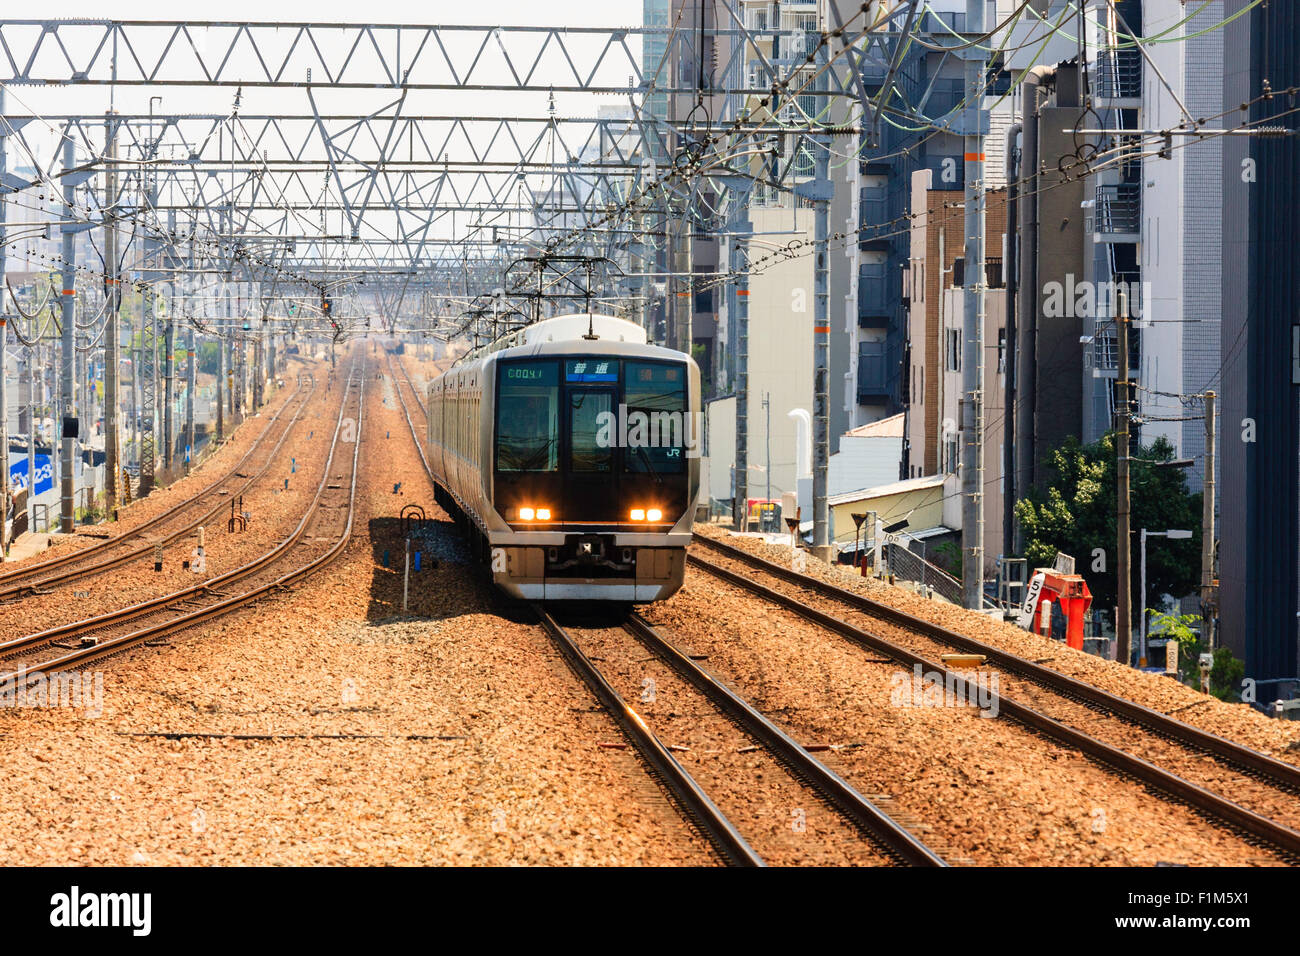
563, 386, 617, 525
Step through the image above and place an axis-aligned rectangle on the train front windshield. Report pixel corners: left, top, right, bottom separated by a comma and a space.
494, 357, 690, 526
496, 361, 560, 473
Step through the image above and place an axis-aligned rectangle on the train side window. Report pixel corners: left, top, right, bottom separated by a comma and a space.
496, 360, 559, 472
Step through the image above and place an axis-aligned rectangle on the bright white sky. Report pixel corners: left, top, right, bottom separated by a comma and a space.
34, 1, 641, 27
1, 2, 649, 265
6, 1, 646, 166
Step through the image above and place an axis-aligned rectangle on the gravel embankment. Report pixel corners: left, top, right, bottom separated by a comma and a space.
0, 362, 344, 647
641, 562, 1286, 866
0, 367, 311, 572
691, 545, 1300, 835
693, 525, 1300, 764
0, 353, 712, 866
560, 617, 896, 865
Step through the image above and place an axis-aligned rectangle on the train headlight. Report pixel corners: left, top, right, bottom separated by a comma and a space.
647, 508, 663, 522
519, 507, 535, 521
630, 508, 646, 521
535, 508, 552, 521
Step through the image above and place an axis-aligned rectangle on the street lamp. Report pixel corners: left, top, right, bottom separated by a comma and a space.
1139, 528, 1193, 666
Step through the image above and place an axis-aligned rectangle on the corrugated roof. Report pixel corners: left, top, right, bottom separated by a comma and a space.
843, 412, 905, 439
827, 473, 946, 507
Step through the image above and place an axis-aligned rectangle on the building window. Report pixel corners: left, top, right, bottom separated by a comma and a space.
945, 328, 961, 372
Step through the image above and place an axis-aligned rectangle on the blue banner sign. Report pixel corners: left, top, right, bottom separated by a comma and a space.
9, 454, 53, 496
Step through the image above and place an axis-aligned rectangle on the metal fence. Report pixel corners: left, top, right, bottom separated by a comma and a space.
1096, 46, 1141, 101
884, 539, 964, 605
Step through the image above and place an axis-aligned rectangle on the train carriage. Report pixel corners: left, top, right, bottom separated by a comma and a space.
426, 314, 700, 602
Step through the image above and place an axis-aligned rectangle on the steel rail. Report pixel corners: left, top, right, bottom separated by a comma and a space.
532, 606, 763, 868
693, 532, 1300, 791
0, 357, 366, 684
385, 352, 435, 488
0, 375, 312, 594
687, 542, 1300, 859
623, 612, 947, 867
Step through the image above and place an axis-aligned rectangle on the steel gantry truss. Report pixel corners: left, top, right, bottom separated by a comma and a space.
0, 13, 933, 315
0, 7, 953, 519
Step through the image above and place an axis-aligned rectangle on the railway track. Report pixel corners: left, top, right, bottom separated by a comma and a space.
535, 605, 949, 867
385, 351, 432, 477
387, 350, 427, 420
387, 347, 936, 864
0, 374, 316, 600
0, 356, 366, 685
689, 532, 1300, 862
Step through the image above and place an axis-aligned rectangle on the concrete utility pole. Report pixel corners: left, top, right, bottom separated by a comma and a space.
0, 87, 8, 556
26, 347, 34, 530
185, 239, 195, 473
729, 188, 752, 531
673, 212, 693, 356
253, 308, 264, 411
59, 139, 77, 533
959, 0, 987, 608
764, 391, 771, 509
1115, 286, 1133, 665
217, 216, 227, 443
1201, 389, 1217, 648
138, 188, 157, 497
809, 37, 833, 562
103, 110, 120, 516
163, 217, 175, 473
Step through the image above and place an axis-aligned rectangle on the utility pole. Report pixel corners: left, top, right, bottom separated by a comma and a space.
103, 110, 120, 516
59, 139, 77, 532
959, 0, 987, 608
764, 391, 771, 509
1115, 286, 1133, 665
1201, 389, 1217, 648
809, 39, 833, 563
138, 180, 158, 498
163, 211, 175, 473
185, 237, 195, 473
26, 346, 34, 530
0, 86, 8, 556
673, 211, 693, 356
217, 217, 227, 443
729, 184, 752, 530
253, 316, 264, 410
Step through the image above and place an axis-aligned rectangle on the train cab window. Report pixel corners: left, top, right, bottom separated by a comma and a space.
496, 360, 559, 472
568, 391, 613, 473
623, 361, 687, 475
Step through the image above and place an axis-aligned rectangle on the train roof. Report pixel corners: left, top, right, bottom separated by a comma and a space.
461, 313, 646, 363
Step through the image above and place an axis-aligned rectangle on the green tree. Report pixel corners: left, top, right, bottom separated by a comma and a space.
198, 341, 221, 376
1014, 434, 1202, 615
1148, 610, 1245, 701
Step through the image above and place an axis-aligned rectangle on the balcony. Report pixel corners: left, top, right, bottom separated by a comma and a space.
858, 262, 891, 328
859, 185, 888, 234
1090, 318, 1142, 380
856, 341, 890, 404
1095, 47, 1141, 108
1094, 182, 1141, 243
